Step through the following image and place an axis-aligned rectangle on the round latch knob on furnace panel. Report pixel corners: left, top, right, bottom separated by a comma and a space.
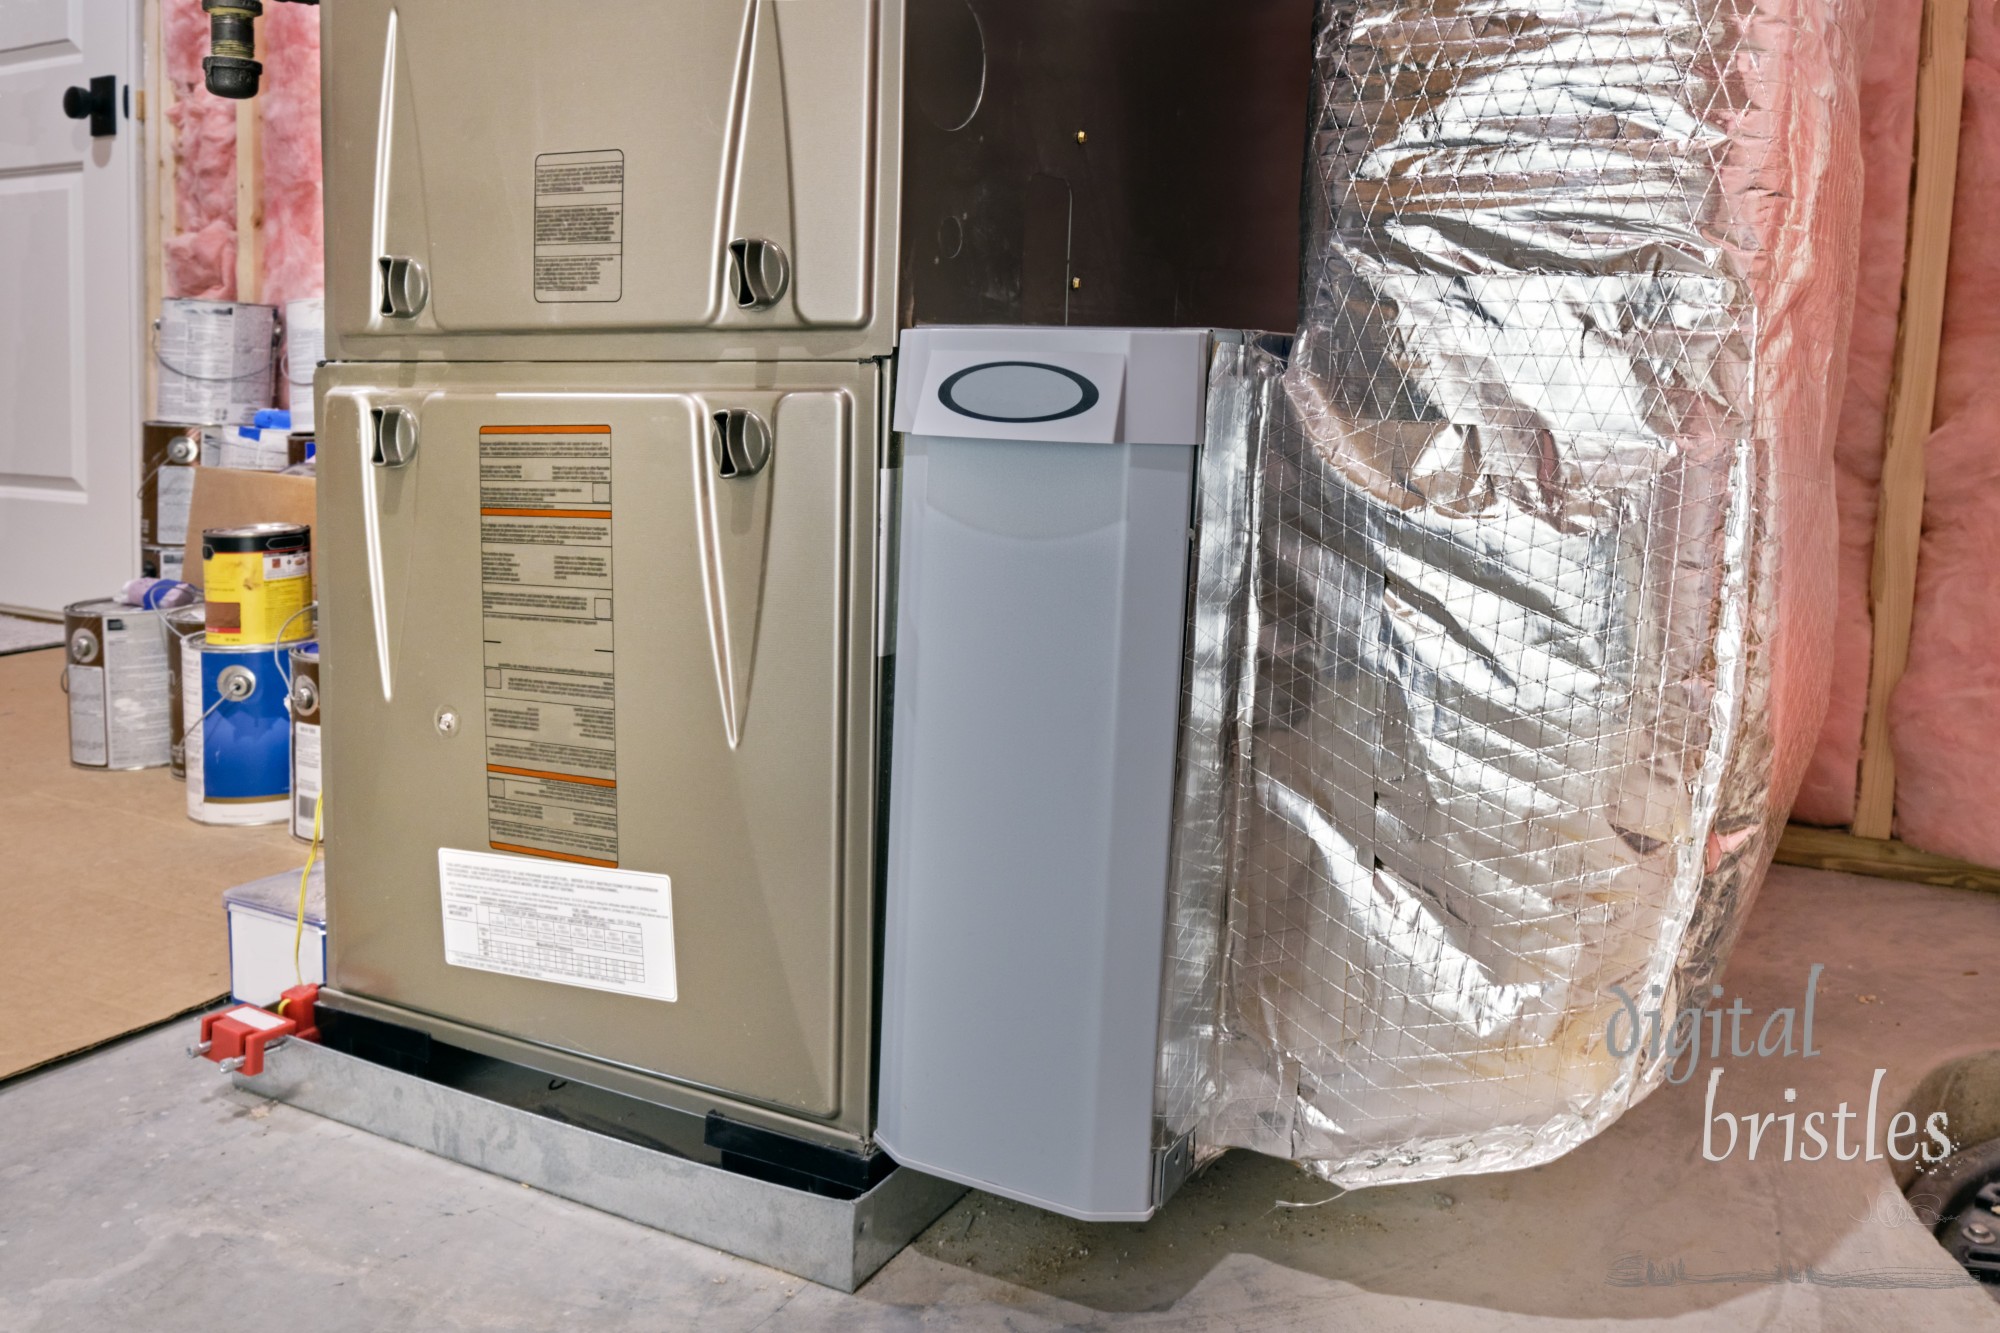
371, 406, 419, 469
377, 256, 429, 319
712, 410, 773, 479
727, 239, 790, 311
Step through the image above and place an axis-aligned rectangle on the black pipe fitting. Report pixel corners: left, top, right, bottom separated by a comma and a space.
202, 0, 264, 100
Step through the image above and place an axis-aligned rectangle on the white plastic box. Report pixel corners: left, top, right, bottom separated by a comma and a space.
224, 863, 327, 1006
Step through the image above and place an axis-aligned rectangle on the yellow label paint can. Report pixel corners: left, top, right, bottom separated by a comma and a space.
203, 523, 314, 646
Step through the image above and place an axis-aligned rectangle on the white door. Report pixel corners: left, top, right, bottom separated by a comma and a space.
0, 0, 140, 614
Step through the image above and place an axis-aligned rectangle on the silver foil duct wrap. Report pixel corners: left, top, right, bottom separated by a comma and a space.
1160, 0, 1862, 1184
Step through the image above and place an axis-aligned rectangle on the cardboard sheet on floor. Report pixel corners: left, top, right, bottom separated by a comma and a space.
0, 648, 304, 1080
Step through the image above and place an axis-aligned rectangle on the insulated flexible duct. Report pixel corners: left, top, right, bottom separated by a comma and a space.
1162, 0, 1865, 1186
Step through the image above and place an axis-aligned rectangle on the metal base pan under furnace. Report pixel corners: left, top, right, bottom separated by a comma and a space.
233, 1031, 963, 1291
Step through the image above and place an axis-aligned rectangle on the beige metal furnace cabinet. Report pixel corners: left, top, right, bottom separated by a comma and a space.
310, 0, 1312, 1165
317, 0, 1310, 367
316, 363, 885, 1149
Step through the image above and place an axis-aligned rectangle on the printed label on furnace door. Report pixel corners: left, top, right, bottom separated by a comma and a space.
534, 149, 623, 303
479, 426, 620, 867
438, 848, 676, 1002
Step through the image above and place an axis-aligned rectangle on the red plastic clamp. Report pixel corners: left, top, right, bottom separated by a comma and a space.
275, 983, 321, 1043
192, 985, 318, 1076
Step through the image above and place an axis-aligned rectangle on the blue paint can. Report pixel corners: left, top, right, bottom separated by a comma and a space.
186, 640, 294, 826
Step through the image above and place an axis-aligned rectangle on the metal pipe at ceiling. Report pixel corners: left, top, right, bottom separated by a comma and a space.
203, 0, 321, 100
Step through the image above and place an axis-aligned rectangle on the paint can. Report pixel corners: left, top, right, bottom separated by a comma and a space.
186, 640, 294, 826
177, 625, 206, 787
153, 298, 278, 427
290, 642, 321, 842
140, 424, 201, 549
164, 606, 207, 780
203, 523, 314, 646
283, 297, 324, 433
142, 545, 189, 583
63, 600, 172, 771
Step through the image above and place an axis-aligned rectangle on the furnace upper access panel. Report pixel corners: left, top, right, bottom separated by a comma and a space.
321, 0, 900, 362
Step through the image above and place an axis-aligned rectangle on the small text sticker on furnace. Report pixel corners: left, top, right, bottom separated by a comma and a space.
438, 848, 677, 1003
479, 425, 620, 867
534, 149, 624, 303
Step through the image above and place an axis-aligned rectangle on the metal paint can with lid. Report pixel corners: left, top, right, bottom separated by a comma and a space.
290, 642, 321, 842
163, 605, 207, 780
140, 423, 201, 550
186, 640, 293, 826
203, 523, 314, 647
143, 545, 189, 584
153, 297, 277, 426
63, 600, 172, 771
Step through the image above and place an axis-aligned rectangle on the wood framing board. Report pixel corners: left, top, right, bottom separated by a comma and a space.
234, 18, 264, 305
142, 0, 163, 421
1776, 825, 2000, 894
1853, 0, 1971, 838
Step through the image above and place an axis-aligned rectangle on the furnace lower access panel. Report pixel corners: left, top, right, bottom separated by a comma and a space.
314, 363, 883, 1143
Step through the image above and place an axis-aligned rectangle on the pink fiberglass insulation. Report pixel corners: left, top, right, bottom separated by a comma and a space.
1793, 0, 1924, 826
258, 2, 324, 311
1890, 0, 2000, 864
162, 0, 236, 300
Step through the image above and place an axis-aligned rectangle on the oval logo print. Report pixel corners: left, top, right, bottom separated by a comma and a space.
937, 361, 1102, 424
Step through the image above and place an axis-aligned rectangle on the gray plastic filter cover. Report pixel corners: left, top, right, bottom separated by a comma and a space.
878, 327, 1209, 1221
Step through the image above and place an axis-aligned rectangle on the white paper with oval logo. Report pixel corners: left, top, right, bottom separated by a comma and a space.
911, 348, 1126, 443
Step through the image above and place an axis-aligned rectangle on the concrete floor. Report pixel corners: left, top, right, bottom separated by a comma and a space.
3, 863, 1999, 1331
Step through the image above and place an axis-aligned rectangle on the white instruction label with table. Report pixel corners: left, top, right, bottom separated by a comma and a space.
438, 848, 676, 1002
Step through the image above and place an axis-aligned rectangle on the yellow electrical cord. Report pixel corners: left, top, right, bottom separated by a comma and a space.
290, 792, 323, 989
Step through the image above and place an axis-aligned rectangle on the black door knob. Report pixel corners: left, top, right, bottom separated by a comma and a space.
62, 76, 118, 138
